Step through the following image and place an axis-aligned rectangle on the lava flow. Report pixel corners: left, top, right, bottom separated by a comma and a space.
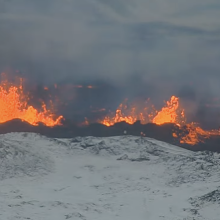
0, 74, 63, 126
98, 96, 220, 145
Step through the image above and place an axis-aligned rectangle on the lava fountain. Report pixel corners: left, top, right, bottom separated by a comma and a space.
99, 96, 185, 126
97, 95, 220, 145
0, 74, 63, 126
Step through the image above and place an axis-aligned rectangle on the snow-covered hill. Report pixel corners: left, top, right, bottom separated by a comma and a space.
0, 133, 219, 220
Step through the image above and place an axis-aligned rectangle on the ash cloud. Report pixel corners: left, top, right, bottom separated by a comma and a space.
0, 0, 220, 127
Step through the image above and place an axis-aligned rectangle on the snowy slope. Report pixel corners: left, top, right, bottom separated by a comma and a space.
0, 133, 220, 220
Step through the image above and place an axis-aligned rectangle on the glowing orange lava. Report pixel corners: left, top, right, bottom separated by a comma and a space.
99, 100, 153, 126
0, 75, 63, 126
176, 123, 220, 145
3, 72, 219, 145
99, 96, 183, 127
152, 96, 185, 126
97, 95, 220, 145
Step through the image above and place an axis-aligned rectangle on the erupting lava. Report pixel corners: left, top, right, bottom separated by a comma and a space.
0, 74, 63, 126
98, 96, 220, 145
100, 96, 185, 126
152, 96, 185, 126
1, 72, 220, 146
100, 99, 152, 126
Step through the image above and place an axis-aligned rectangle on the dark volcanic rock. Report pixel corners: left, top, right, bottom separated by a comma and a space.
0, 119, 220, 152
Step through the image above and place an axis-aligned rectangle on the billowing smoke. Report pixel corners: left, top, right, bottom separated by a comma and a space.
0, 0, 220, 128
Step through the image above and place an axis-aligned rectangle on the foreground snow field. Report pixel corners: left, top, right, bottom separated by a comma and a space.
0, 133, 220, 220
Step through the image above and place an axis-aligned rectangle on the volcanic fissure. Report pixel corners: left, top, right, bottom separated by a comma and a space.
0, 73, 220, 152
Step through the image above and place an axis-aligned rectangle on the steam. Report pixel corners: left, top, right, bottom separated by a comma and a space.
0, 0, 220, 127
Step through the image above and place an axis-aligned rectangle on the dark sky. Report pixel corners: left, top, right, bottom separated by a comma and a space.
0, 0, 220, 127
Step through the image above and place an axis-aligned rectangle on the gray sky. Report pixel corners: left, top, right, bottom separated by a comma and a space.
0, 0, 220, 105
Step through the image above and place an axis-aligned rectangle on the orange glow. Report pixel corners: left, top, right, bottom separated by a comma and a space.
2, 72, 220, 146
79, 117, 89, 126
99, 99, 153, 126
72, 85, 95, 89
175, 123, 220, 145
74, 85, 83, 88
152, 96, 185, 126
99, 96, 183, 127
87, 85, 94, 89
97, 95, 220, 145
0, 74, 63, 126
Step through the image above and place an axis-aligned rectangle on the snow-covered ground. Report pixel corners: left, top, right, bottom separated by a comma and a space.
0, 133, 220, 220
